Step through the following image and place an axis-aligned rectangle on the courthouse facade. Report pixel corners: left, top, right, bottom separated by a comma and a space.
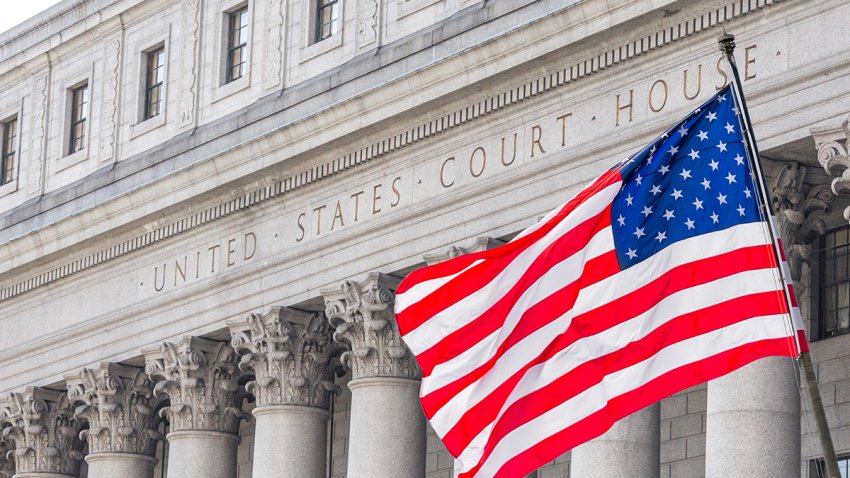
0, 0, 849, 476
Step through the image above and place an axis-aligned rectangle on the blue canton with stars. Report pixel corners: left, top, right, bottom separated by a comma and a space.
611, 84, 762, 268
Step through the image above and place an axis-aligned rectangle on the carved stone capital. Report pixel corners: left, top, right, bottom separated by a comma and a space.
0, 440, 15, 478
813, 119, 850, 220
0, 387, 84, 476
321, 273, 420, 381
143, 337, 248, 434
229, 307, 341, 408
65, 363, 162, 456
422, 237, 506, 266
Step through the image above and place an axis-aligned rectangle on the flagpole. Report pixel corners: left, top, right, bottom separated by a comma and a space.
718, 33, 840, 478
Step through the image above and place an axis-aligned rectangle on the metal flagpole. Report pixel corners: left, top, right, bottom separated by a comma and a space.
717, 33, 841, 478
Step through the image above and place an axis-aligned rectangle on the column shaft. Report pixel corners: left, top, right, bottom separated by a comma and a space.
85, 453, 157, 478
165, 431, 240, 478
706, 357, 800, 477
570, 403, 660, 478
252, 405, 330, 478
347, 378, 426, 478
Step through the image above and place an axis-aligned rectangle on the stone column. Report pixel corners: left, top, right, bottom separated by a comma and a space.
0, 387, 85, 477
322, 273, 426, 478
144, 337, 249, 478
228, 306, 341, 478
65, 363, 162, 478
570, 404, 660, 478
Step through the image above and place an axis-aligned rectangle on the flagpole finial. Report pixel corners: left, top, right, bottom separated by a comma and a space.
718, 33, 736, 55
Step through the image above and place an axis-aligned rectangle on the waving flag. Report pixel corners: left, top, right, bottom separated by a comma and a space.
393, 84, 806, 478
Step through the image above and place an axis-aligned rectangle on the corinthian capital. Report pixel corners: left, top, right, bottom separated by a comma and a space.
65, 363, 162, 456
0, 387, 84, 476
0, 439, 15, 478
229, 307, 341, 408
813, 119, 850, 216
321, 273, 420, 381
143, 337, 249, 434
423, 237, 505, 266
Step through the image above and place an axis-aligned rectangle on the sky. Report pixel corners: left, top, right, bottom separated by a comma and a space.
0, 1, 64, 36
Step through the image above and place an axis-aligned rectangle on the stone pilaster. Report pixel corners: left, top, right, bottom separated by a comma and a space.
0, 387, 85, 477
65, 363, 161, 478
229, 307, 341, 478
144, 337, 248, 478
322, 273, 425, 478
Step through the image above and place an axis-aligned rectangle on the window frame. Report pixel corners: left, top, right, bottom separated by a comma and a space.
144, 46, 166, 121
817, 226, 850, 340
67, 83, 89, 156
810, 455, 850, 478
1, 117, 17, 186
314, 0, 340, 44
225, 6, 249, 84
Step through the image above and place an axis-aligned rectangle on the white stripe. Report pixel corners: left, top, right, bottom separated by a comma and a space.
425, 222, 774, 433
419, 226, 613, 395
401, 181, 621, 355
465, 313, 792, 477
395, 260, 485, 314
430, 266, 783, 437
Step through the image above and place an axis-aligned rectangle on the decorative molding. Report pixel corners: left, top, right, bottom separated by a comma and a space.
65, 363, 162, 456
0, 387, 84, 476
178, 0, 201, 128
322, 273, 420, 381
262, 0, 285, 90
0, 0, 785, 302
423, 236, 506, 266
26, 72, 48, 195
99, 37, 122, 163
229, 307, 341, 408
143, 337, 249, 434
357, 0, 379, 49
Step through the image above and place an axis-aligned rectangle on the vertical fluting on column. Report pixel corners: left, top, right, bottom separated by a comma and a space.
65, 363, 162, 478
0, 387, 85, 477
143, 337, 249, 478
322, 273, 426, 478
229, 306, 342, 478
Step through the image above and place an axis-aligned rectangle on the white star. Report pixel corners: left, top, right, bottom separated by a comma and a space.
660, 164, 670, 175
677, 125, 689, 137
641, 205, 653, 217
733, 106, 740, 116
668, 145, 680, 156
701, 178, 711, 190
693, 198, 704, 210
711, 212, 720, 223
655, 231, 667, 242
716, 141, 727, 152
737, 205, 746, 216
688, 149, 700, 160
734, 154, 745, 165
635, 174, 643, 185
679, 169, 692, 180
707, 111, 718, 122
650, 145, 657, 154
633, 227, 646, 238
697, 130, 709, 141
662, 133, 669, 139
717, 192, 728, 205
725, 122, 735, 134
743, 188, 752, 199
717, 94, 727, 102
626, 194, 634, 206
670, 189, 683, 200
725, 172, 737, 184
626, 248, 638, 260
617, 215, 626, 226
663, 209, 675, 220
650, 184, 662, 196
708, 159, 720, 171
685, 218, 695, 230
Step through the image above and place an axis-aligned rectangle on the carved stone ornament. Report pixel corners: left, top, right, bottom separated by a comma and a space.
229, 307, 341, 408
0, 439, 15, 478
422, 237, 506, 266
65, 363, 162, 456
813, 118, 850, 220
321, 273, 420, 381
0, 387, 84, 476
769, 161, 836, 294
143, 337, 249, 434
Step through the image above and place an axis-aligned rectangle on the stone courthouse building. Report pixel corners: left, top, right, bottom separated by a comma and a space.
1, 0, 850, 476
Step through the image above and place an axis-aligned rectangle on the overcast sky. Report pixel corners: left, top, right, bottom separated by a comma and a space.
0, 1, 64, 36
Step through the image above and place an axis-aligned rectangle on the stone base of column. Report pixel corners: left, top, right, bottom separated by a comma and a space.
706, 356, 800, 478
252, 405, 330, 478
348, 377, 425, 478
165, 430, 240, 478
570, 403, 660, 478
85, 452, 157, 478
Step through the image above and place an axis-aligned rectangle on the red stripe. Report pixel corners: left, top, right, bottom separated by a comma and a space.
474, 337, 796, 478
798, 330, 810, 353
787, 283, 799, 308
396, 169, 621, 297
426, 244, 779, 438
778, 239, 787, 261
414, 210, 614, 378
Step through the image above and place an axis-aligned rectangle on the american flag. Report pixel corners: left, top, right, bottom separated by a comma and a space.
393, 84, 807, 478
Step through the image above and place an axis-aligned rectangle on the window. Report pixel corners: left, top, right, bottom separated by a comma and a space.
819, 227, 850, 339
144, 47, 165, 120
68, 84, 88, 155
811, 456, 850, 478
1, 118, 16, 185
226, 7, 249, 83
315, 0, 339, 43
